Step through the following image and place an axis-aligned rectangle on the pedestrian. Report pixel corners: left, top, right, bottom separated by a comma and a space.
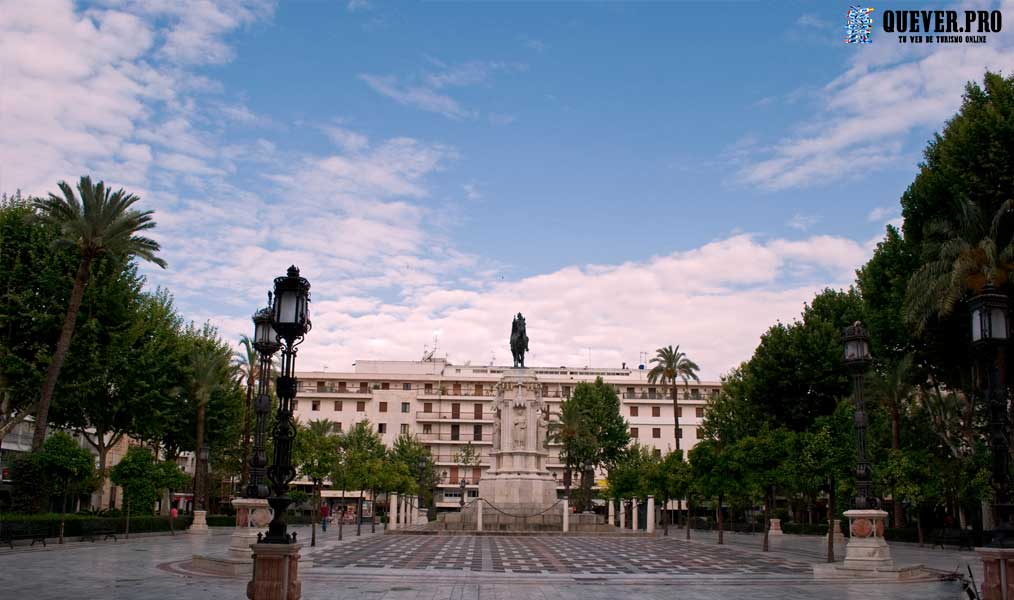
321, 502, 330, 532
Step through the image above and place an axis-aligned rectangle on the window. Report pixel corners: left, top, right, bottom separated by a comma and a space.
379, 402, 388, 413
691, 388, 700, 399
359, 382, 368, 393
563, 385, 571, 398
316, 381, 325, 392
475, 383, 483, 396
653, 448, 662, 458
453, 383, 462, 395
401, 402, 410, 413
449, 466, 459, 484
424, 402, 433, 413
335, 422, 342, 432
403, 382, 412, 390
473, 424, 482, 441
334, 400, 342, 411
378, 423, 387, 434
423, 424, 432, 434
630, 427, 639, 438
338, 381, 347, 392
626, 387, 635, 398
451, 424, 460, 441
451, 403, 460, 418
356, 401, 365, 412
652, 406, 661, 417
474, 403, 482, 419
400, 423, 410, 434
542, 384, 549, 396
677, 428, 683, 439
648, 387, 656, 399
311, 400, 320, 411
425, 383, 433, 393
629, 406, 638, 417
696, 427, 703, 439
678, 406, 684, 418
696, 407, 704, 418
652, 427, 661, 438
473, 467, 482, 482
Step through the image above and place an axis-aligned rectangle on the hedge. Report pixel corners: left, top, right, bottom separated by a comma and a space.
0, 513, 195, 537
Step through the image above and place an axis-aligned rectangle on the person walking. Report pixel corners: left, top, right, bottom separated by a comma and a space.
321, 502, 330, 532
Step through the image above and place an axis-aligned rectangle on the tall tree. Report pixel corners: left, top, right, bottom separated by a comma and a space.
39, 431, 96, 543
31, 176, 166, 450
343, 420, 386, 535
233, 335, 258, 491
553, 377, 630, 511
294, 419, 339, 547
186, 330, 236, 511
647, 345, 700, 452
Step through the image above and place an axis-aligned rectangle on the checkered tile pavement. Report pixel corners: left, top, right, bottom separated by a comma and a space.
312, 535, 812, 575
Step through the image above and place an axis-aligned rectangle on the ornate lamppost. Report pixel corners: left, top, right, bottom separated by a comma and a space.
840, 321, 895, 571
970, 285, 1012, 546
582, 459, 595, 514
263, 265, 311, 544
459, 477, 468, 508
843, 321, 875, 509
247, 303, 280, 500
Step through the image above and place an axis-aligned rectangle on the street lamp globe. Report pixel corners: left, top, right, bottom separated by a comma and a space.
253, 306, 279, 353
842, 321, 871, 369
271, 265, 311, 342
970, 284, 1009, 346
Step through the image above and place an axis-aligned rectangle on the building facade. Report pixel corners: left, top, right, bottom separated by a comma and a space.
293, 358, 719, 509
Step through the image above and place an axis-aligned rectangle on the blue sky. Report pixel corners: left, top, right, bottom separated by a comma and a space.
3, 0, 1013, 377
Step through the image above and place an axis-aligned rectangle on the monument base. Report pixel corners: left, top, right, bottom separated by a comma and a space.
478, 472, 558, 508
192, 498, 274, 576
976, 547, 1014, 600
247, 543, 301, 600
842, 509, 894, 570
188, 509, 209, 534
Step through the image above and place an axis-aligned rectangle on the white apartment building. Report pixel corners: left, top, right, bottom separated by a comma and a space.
293, 358, 719, 510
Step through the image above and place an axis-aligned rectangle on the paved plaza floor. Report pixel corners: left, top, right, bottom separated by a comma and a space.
0, 525, 974, 599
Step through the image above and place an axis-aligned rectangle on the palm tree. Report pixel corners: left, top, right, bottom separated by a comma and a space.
233, 336, 258, 490
905, 198, 1014, 331
647, 345, 700, 452
31, 176, 166, 450
189, 341, 234, 512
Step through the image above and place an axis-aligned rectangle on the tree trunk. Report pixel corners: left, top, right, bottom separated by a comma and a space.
33, 258, 92, 451
195, 393, 207, 511
672, 382, 681, 451
311, 483, 318, 547
827, 478, 836, 563
357, 490, 363, 536
762, 488, 771, 552
60, 480, 68, 544
916, 511, 924, 546
239, 379, 253, 491
126, 498, 131, 538
686, 499, 692, 539
663, 497, 669, 536
717, 495, 724, 544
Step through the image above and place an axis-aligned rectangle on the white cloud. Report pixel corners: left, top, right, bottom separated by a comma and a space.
347, 0, 371, 12
285, 233, 871, 380
739, 0, 1014, 190
360, 59, 525, 120
319, 123, 370, 153
868, 205, 900, 222
787, 213, 819, 231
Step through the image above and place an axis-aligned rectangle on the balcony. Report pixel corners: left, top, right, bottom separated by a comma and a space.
418, 388, 497, 398
302, 386, 372, 396
417, 432, 491, 444
430, 453, 492, 465
416, 410, 494, 422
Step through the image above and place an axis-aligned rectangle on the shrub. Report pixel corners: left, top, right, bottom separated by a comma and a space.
0, 513, 194, 537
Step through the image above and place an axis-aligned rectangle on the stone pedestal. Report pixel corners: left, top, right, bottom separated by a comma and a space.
247, 543, 301, 600
769, 518, 783, 536
632, 498, 639, 531
390, 493, 398, 530
608, 500, 615, 525
977, 548, 1014, 600
193, 498, 273, 576
842, 509, 894, 570
476, 499, 483, 532
188, 509, 209, 534
562, 498, 570, 533
477, 370, 558, 516
646, 497, 655, 534
619, 500, 626, 529
826, 519, 846, 549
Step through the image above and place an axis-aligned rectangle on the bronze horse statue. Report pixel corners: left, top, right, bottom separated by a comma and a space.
510, 313, 529, 368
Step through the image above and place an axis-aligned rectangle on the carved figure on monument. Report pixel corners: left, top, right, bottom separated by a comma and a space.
492, 408, 501, 451
510, 313, 529, 368
512, 414, 527, 449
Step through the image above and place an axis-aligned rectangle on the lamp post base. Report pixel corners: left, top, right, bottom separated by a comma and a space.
842, 509, 894, 570
247, 542, 302, 600
188, 510, 209, 534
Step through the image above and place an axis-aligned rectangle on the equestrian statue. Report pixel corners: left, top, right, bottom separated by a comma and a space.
510, 313, 529, 368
